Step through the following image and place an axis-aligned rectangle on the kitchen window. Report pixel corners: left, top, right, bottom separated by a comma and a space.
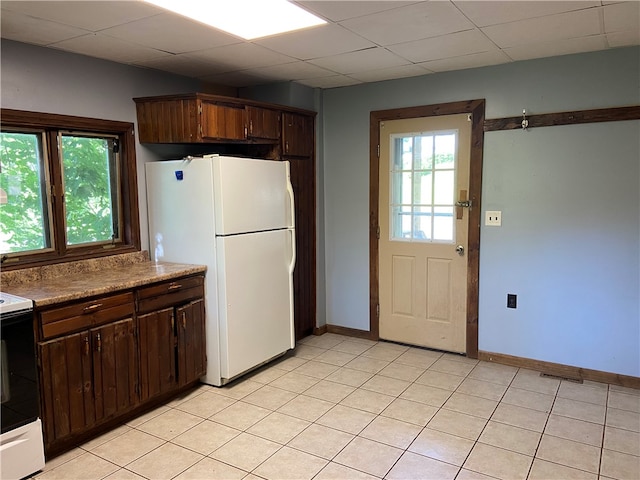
0, 109, 140, 269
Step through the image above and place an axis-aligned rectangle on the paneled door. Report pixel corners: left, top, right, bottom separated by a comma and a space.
378, 114, 471, 353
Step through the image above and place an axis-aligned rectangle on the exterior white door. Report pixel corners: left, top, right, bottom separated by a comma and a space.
378, 114, 471, 353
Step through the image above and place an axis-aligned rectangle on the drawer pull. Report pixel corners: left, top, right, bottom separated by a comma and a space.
168, 283, 182, 291
96, 333, 102, 353
84, 336, 90, 356
83, 303, 103, 313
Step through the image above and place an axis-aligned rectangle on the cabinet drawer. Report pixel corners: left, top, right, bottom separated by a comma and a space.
40, 292, 134, 340
137, 276, 204, 314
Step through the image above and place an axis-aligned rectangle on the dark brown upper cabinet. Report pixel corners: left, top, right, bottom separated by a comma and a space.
134, 93, 303, 146
282, 112, 313, 157
246, 106, 280, 141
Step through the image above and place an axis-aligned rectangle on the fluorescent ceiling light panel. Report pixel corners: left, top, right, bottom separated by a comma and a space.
145, 0, 327, 40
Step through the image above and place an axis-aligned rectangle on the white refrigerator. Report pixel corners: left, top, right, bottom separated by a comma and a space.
145, 155, 296, 386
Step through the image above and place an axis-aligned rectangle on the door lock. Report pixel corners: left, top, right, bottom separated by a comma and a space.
455, 245, 465, 256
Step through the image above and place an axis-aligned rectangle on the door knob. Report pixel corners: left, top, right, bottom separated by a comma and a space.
456, 245, 464, 256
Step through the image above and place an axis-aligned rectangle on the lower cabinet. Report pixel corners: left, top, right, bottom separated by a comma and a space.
37, 274, 206, 455
176, 299, 206, 387
137, 298, 206, 401
137, 276, 206, 400
38, 317, 136, 448
138, 307, 176, 401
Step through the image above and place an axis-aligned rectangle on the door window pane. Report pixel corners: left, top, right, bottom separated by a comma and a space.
0, 132, 52, 253
434, 134, 456, 169
414, 206, 432, 240
413, 171, 432, 205
61, 134, 120, 246
390, 131, 457, 243
434, 170, 454, 204
433, 206, 454, 241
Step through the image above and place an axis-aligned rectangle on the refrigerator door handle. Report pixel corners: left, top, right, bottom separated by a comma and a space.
288, 228, 296, 274
285, 163, 296, 229
285, 164, 296, 274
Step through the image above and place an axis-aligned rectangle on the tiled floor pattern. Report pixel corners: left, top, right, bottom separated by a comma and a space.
36, 333, 640, 480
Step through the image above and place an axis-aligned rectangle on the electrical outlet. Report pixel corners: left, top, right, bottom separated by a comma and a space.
485, 210, 502, 226
507, 294, 517, 309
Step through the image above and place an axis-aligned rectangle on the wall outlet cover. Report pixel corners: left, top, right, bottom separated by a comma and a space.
485, 210, 502, 226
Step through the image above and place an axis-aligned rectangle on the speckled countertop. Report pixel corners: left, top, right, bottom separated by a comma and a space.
1, 252, 206, 308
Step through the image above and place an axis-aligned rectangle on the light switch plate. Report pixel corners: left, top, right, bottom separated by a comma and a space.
485, 210, 502, 226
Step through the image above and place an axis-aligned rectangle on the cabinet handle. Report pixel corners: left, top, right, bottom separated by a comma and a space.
84, 336, 90, 356
182, 312, 186, 329
285, 141, 289, 153
96, 333, 102, 353
168, 283, 182, 291
83, 303, 102, 313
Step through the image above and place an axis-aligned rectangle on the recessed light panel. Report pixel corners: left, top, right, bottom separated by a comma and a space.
145, 0, 327, 40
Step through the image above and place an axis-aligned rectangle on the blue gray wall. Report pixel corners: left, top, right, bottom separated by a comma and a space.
322, 47, 639, 377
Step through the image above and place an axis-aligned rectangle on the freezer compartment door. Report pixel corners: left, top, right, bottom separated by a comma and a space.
217, 229, 295, 380
213, 156, 294, 235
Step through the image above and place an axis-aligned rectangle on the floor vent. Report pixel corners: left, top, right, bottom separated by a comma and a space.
540, 372, 583, 384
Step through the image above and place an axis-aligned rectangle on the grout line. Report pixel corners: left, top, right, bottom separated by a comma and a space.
598, 384, 610, 478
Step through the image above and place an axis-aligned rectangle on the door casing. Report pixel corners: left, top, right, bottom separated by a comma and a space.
369, 100, 485, 358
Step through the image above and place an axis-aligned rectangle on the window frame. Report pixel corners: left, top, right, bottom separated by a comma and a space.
1, 109, 140, 270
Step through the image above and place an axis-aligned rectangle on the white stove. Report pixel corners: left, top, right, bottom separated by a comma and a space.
0, 291, 44, 480
0, 292, 34, 315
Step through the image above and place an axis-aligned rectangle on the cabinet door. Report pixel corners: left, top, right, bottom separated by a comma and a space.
282, 112, 313, 157
246, 106, 280, 140
289, 156, 317, 340
92, 318, 137, 422
201, 102, 246, 140
138, 308, 176, 401
176, 298, 206, 387
39, 332, 94, 446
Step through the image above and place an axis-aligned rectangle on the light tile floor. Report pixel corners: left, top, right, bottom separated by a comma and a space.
35, 333, 640, 480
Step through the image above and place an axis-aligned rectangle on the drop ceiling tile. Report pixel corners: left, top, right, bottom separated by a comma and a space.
604, 2, 640, 33
298, 1, 415, 22
51, 33, 171, 64
99, 13, 240, 54
247, 61, 336, 82
453, 1, 600, 28
0, 1, 162, 31
199, 70, 278, 88
297, 75, 362, 89
136, 54, 224, 78
482, 8, 602, 48
503, 34, 608, 61
309, 47, 410, 75
255, 24, 374, 60
418, 50, 512, 73
388, 29, 495, 63
349, 64, 433, 83
607, 30, 640, 47
0, 9, 90, 45
339, 1, 474, 46
184, 43, 296, 70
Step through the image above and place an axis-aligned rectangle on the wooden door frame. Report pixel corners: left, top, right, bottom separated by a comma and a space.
370, 99, 485, 358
